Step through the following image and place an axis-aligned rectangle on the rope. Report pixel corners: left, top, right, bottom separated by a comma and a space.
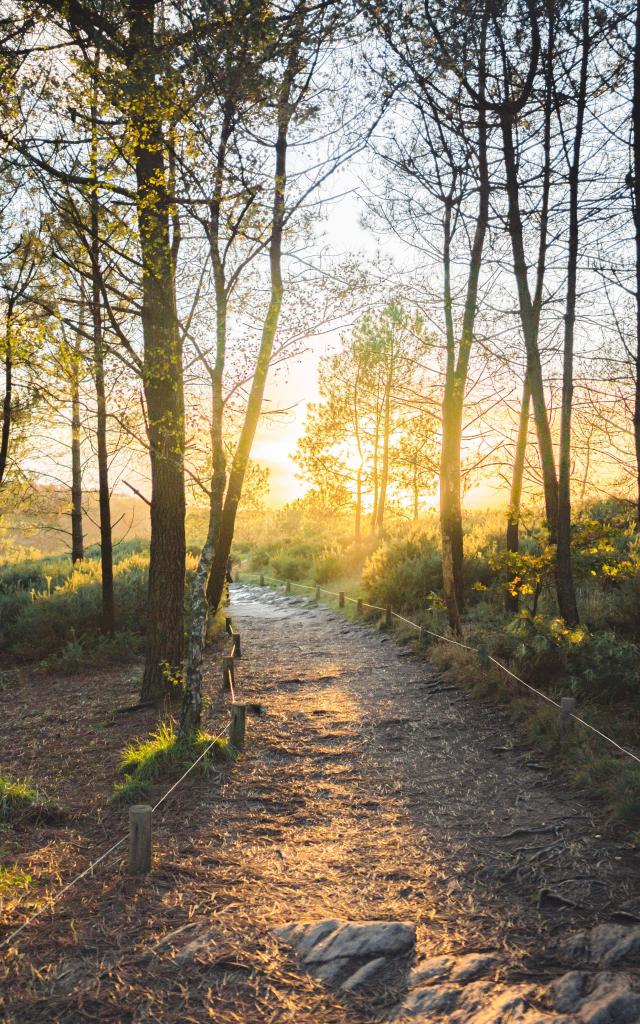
152, 724, 231, 812
1, 719, 232, 952
0, 834, 128, 951
250, 574, 640, 768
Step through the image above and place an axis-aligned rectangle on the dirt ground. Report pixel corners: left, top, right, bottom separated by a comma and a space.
1, 581, 639, 1023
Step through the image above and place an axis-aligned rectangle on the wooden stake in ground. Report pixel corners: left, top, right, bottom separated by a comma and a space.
128, 804, 152, 875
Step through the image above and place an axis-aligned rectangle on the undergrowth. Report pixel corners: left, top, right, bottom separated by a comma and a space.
0, 775, 50, 823
112, 722, 234, 803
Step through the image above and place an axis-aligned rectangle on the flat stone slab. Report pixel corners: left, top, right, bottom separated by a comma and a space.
274, 918, 415, 992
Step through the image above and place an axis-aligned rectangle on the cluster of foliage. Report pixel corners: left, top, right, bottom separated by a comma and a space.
0, 542, 198, 670
113, 723, 233, 804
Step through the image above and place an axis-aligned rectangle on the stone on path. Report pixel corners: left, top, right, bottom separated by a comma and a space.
273, 918, 415, 992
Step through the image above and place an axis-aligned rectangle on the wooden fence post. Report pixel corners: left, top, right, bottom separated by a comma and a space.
222, 655, 235, 690
385, 605, 392, 627
225, 616, 233, 635
315, 586, 320, 601
478, 642, 490, 669
128, 804, 152, 875
356, 598, 363, 615
232, 631, 241, 658
230, 703, 247, 748
339, 591, 345, 608
285, 580, 291, 594
560, 697, 576, 739
260, 574, 265, 586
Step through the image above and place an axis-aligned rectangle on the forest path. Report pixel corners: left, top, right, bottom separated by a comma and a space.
5, 582, 640, 1024
210, 581, 639, 1020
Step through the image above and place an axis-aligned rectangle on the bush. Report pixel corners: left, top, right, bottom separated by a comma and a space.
270, 552, 311, 581
362, 530, 442, 611
502, 612, 640, 704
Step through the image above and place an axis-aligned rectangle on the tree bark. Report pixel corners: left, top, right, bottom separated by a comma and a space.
375, 369, 392, 533
555, 0, 589, 628
633, 0, 640, 527
0, 311, 12, 491
70, 319, 84, 563
90, 73, 115, 634
439, 62, 489, 632
500, 111, 558, 541
205, 59, 292, 612
506, 376, 530, 612
128, 1, 186, 700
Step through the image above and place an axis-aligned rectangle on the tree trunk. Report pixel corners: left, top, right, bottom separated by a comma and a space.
555, 0, 589, 628
70, 327, 84, 563
413, 461, 419, 520
128, 1, 186, 701
90, 78, 115, 635
0, 315, 12, 491
438, 40, 489, 632
355, 464, 362, 543
506, 376, 530, 612
633, 0, 640, 527
206, 62, 292, 612
376, 374, 392, 533
500, 112, 559, 541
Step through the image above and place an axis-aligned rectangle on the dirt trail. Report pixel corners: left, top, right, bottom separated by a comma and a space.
3, 581, 640, 1023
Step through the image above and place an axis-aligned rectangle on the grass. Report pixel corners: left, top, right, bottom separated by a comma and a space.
0, 775, 52, 824
112, 722, 235, 803
0, 865, 32, 899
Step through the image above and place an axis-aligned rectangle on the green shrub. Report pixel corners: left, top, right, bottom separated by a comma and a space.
501, 612, 640, 704
270, 552, 311, 581
362, 531, 442, 611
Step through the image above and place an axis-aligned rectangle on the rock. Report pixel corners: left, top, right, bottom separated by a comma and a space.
398, 982, 461, 1017
304, 920, 415, 963
274, 918, 415, 992
546, 971, 587, 1012
449, 952, 500, 982
579, 974, 640, 1024
273, 919, 340, 960
409, 955, 455, 985
340, 956, 387, 993
560, 923, 640, 966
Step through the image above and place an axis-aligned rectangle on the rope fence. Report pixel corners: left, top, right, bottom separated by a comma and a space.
1, 617, 248, 953
238, 569, 640, 769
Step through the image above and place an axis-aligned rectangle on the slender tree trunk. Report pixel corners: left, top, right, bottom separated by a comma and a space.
438, 34, 490, 632
633, 0, 640, 527
371, 411, 379, 532
555, 0, 589, 628
89, 77, 115, 632
413, 461, 419, 520
0, 314, 12, 490
355, 465, 362, 543
206, 64, 292, 612
128, 1, 186, 700
500, 112, 558, 540
440, 199, 463, 632
180, 104, 232, 739
376, 375, 392, 533
506, 376, 530, 612
70, 325, 84, 563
